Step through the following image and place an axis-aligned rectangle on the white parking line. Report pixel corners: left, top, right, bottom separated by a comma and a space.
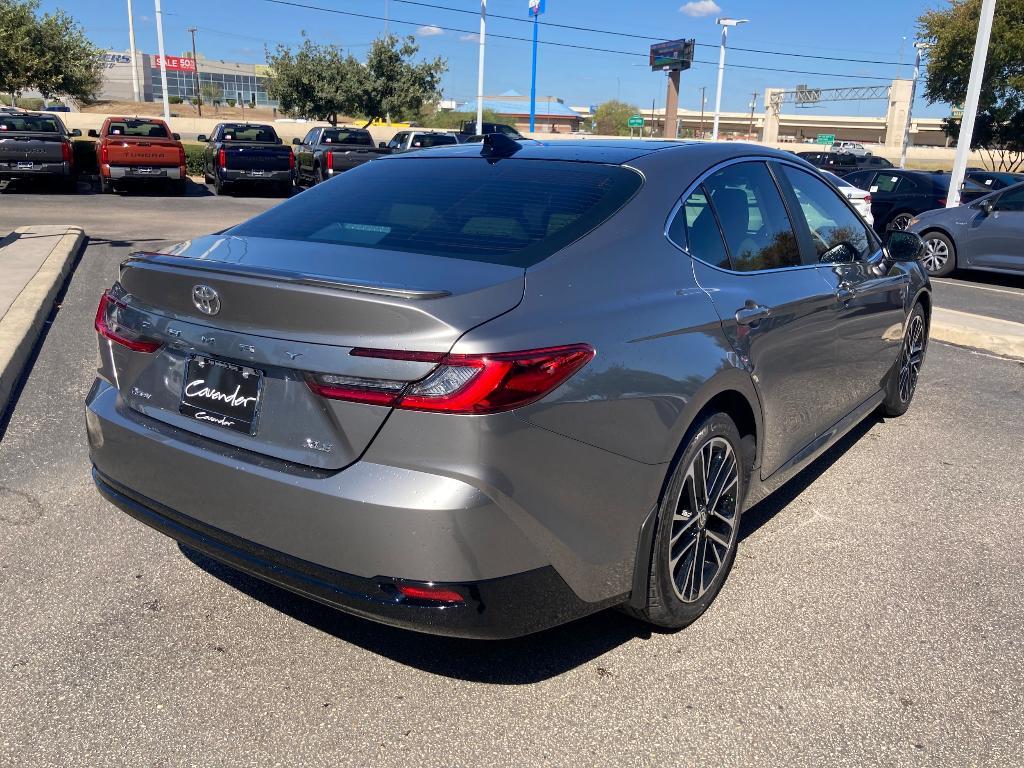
931, 278, 1024, 298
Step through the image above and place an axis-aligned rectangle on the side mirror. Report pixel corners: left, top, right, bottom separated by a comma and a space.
87, 129, 98, 138
978, 198, 995, 215
379, 142, 386, 148
276, 137, 283, 144
70, 128, 82, 137
819, 242, 858, 264
172, 132, 181, 140
884, 230, 925, 262
196, 134, 207, 142
292, 137, 301, 145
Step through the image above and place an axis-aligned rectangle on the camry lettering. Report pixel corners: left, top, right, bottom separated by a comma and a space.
184, 379, 257, 408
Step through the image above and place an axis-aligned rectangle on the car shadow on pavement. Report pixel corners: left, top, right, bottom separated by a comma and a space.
178, 413, 882, 683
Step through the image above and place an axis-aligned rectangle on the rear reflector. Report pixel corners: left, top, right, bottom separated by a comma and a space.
396, 584, 465, 603
95, 291, 162, 353
306, 344, 595, 414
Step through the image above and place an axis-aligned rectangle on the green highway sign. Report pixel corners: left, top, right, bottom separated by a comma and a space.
951, 104, 964, 119
816, 133, 836, 145
628, 114, 644, 128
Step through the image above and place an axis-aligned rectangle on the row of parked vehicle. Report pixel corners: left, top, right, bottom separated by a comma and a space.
0, 106, 523, 197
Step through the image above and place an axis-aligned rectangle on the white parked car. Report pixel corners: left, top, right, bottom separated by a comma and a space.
831, 141, 871, 157
821, 170, 874, 227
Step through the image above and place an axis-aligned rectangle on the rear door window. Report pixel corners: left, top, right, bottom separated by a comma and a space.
667, 186, 730, 269
231, 158, 643, 268
995, 185, 1024, 212
703, 161, 802, 271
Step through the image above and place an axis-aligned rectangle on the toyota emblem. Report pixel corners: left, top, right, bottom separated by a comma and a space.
192, 284, 221, 316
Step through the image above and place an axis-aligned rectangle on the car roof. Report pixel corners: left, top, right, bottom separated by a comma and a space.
384, 139, 752, 165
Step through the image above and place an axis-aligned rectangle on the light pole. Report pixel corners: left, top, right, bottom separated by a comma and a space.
747, 92, 757, 139
947, 0, 996, 207
126, 0, 141, 101
699, 86, 706, 138
154, 0, 171, 121
899, 42, 928, 168
476, 0, 486, 135
188, 26, 201, 117
711, 17, 747, 141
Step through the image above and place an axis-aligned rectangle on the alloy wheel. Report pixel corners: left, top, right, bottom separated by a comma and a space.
899, 314, 926, 403
890, 213, 913, 231
668, 436, 740, 603
921, 236, 949, 274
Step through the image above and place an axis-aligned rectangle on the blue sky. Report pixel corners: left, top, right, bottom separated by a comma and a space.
45, 0, 949, 116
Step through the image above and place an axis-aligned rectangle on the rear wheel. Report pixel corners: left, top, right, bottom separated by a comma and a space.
628, 412, 745, 630
881, 303, 927, 417
920, 231, 956, 277
99, 177, 112, 194
888, 211, 914, 231
214, 175, 230, 196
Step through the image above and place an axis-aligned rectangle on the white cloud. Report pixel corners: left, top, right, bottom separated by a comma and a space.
417, 25, 444, 36
459, 33, 479, 42
679, 0, 721, 17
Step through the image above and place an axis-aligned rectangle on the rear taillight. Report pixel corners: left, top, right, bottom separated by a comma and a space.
863, 194, 871, 204
178, 145, 186, 167
288, 151, 295, 170
324, 151, 333, 171
306, 344, 595, 414
94, 291, 162, 353
937, 198, 946, 207
99, 143, 109, 165
218, 148, 226, 167
61, 140, 73, 164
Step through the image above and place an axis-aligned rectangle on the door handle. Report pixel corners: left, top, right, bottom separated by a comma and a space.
735, 302, 771, 326
835, 284, 856, 303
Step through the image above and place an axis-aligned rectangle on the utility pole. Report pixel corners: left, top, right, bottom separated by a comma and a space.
947, 0, 997, 207
528, 2, 543, 132
126, 0, 141, 101
899, 42, 928, 168
154, 0, 171, 121
476, 0, 486, 136
699, 86, 706, 138
748, 91, 757, 139
712, 18, 748, 141
188, 27, 201, 117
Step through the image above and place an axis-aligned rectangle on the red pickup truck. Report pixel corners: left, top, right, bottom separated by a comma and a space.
89, 117, 186, 194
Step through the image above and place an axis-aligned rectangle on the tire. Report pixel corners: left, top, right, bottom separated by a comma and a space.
887, 211, 914, 231
99, 177, 112, 194
214, 175, 230, 196
627, 412, 746, 630
920, 231, 956, 277
881, 303, 928, 417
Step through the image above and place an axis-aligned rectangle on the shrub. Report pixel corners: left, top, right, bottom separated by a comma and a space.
226, 99, 236, 107
183, 143, 206, 177
168, 96, 183, 104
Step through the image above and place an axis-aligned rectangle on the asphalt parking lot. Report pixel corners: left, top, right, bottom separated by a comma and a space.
1, 192, 1023, 767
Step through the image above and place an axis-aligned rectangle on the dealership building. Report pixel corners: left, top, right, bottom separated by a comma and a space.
99, 51, 275, 106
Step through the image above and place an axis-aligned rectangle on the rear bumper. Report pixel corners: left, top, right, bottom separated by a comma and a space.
105, 165, 182, 180
0, 161, 71, 179
92, 467, 610, 639
220, 168, 292, 183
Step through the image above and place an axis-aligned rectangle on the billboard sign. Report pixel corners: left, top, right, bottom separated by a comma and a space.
528, 0, 545, 16
152, 55, 196, 72
649, 39, 695, 72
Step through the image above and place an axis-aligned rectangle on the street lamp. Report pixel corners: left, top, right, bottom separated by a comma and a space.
711, 17, 747, 141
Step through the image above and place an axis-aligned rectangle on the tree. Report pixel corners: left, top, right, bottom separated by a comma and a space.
0, 0, 102, 103
919, 0, 1024, 170
199, 82, 222, 109
594, 100, 638, 136
265, 35, 362, 125
350, 35, 446, 125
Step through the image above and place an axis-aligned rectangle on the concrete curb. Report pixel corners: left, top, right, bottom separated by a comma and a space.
0, 225, 85, 418
931, 307, 1024, 362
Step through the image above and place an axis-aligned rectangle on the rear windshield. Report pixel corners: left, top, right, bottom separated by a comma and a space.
322, 129, 372, 145
220, 124, 277, 142
0, 115, 62, 133
107, 120, 169, 138
231, 158, 643, 268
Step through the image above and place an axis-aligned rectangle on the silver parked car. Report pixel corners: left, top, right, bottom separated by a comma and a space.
86, 139, 931, 638
908, 181, 1024, 277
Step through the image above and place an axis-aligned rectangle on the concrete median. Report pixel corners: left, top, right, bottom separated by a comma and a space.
0, 225, 84, 418
931, 307, 1024, 361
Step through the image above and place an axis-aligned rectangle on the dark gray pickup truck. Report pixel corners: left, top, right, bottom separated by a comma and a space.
292, 126, 389, 186
198, 122, 294, 196
0, 110, 81, 192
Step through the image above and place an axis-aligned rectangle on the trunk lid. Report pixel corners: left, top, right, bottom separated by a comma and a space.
223, 144, 292, 171
105, 137, 180, 167
105, 234, 524, 469
0, 134, 65, 164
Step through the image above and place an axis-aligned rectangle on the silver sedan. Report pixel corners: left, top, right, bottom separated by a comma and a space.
908, 181, 1024, 277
